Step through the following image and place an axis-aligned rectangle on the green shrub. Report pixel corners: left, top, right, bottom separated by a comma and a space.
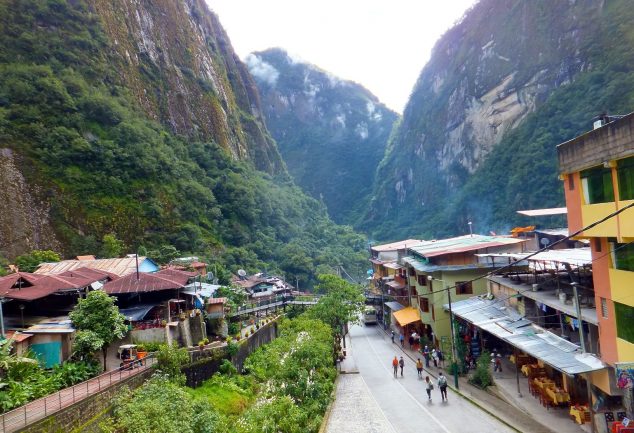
469, 351, 493, 389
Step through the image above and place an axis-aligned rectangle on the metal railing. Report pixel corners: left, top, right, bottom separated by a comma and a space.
0, 354, 156, 433
229, 295, 320, 317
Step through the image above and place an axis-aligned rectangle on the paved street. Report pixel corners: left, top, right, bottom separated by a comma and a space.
327, 323, 515, 433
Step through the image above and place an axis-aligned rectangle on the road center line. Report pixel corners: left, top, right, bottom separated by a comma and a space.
362, 329, 453, 433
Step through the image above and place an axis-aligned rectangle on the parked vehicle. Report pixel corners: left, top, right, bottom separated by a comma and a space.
362, 307, 378, 325
118, 344, 147, 369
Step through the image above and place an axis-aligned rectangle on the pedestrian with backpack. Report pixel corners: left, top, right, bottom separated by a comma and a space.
438, 372, 448, 401
399, 356, 405, 377
425, 376, 434, 401
392, 356, 398, 378
399, 333, 405, 348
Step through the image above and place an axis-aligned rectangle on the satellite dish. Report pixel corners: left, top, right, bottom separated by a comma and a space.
540, 238, 551, 246
238, 269, 247, 277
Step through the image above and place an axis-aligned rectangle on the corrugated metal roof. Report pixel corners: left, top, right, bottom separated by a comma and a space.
517, 208, 568, 217
385, 301, 405, 312
35, 257, 157, 277
475, 248, 591, 269
103, 269, 190, 294
409, 235, 526, 259
448, 297, 605, 375
371, 239, 424, 252
402, 256, 493, 273
383, 262, 403, 270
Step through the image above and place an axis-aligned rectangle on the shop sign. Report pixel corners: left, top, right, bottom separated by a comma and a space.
615, 362, 634, 389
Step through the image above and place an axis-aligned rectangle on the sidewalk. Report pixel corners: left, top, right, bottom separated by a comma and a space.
324, 334, 395, 433
385, 327, 588, 433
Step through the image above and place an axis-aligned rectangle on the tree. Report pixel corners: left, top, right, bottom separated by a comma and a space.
14, 250, 61, 273
306, 274, 364, 333
69, 290, 127, 370
101, 233, 125, 258
156, 344, 189, 384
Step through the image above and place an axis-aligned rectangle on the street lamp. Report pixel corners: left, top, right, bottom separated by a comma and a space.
428, 275, 459, 389
468, 221, 473, 237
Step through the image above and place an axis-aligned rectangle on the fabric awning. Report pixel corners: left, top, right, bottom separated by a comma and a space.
393, 307, 421, 326
447, 297, 606, 375
385, 301, 405, 312
119, 305, 156, 322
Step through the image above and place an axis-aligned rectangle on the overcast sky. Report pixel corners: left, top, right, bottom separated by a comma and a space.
208, 0, 476, 113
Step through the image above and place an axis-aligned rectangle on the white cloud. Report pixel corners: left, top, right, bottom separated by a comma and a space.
211, 0, 476, 113
245, 54, 280, 86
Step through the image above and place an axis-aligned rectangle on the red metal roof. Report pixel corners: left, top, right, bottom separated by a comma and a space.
103, 271, 188, 295
0, 272, 100, 301
58, 267, 119, 281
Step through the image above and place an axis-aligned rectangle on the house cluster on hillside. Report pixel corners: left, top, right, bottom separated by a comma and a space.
369, 113, 634, 429
0, 255, 228, 368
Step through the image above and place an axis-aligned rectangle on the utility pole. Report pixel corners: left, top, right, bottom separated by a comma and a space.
429, 276, 459, 389
572, 282, 596, 433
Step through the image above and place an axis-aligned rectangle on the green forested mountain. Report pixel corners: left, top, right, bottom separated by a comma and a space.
248, 48, 398, 224
0, 0, 367, 285
363, 0, 634, 240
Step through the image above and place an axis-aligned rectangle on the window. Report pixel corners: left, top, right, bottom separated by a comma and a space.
417, 275, 427, 286
601, 298, 608, 319
615, 302, 634, 344
456, 281, 473, 295
420, 297, 429, 312
594, 238, 602, 253
409, 267, 416, 276
581, 166, 614, 204
617, 156, 634, 200
568, 174, 575, 191
609, 238, 634, 272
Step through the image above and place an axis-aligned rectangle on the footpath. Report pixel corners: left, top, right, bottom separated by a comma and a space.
322, 335, 396, 433
387, 327, 589, 433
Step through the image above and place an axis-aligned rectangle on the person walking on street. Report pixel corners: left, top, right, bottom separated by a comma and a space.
423, 346, 431, 368
437, 349, 444, 368
392, 356, 398, 378
399, 356, 405, 377
425, 376, 434, 401
438, 372, 448, 401
416, 358, 423, 378
399, 333, 405, 348
432, 348, 439, 368
408, 334, 414, 348
494, 354, 503, 372
391, 330, 395, 343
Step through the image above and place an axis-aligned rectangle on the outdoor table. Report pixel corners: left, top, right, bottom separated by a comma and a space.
570, 405, 590, 424
533, 377, 555, 390
547, 387, 570, 405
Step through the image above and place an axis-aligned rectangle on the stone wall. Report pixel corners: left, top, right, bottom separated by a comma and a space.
18, 369, 153, 433
232, 321, 278, 373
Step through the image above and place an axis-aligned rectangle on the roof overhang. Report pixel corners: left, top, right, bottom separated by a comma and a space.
447, 297, 605, 375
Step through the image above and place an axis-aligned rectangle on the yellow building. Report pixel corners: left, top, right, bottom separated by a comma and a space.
558, 113, 634, 410
401, 235, 527, 351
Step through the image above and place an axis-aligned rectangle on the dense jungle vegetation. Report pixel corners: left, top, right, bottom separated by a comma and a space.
0, 0, 367, 286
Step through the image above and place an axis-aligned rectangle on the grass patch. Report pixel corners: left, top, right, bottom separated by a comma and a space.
187, 375, 254, 416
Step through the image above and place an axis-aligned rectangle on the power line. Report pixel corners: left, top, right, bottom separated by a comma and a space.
426, 239, 634, 325
415, 201, 634, 298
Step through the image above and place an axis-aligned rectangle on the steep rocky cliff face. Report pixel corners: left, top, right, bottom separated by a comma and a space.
249, 48, 398, 224
363, 0, 625, 239
0, 0, 366, 284
91, 0, 283, 173
0, 149, 61, 258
